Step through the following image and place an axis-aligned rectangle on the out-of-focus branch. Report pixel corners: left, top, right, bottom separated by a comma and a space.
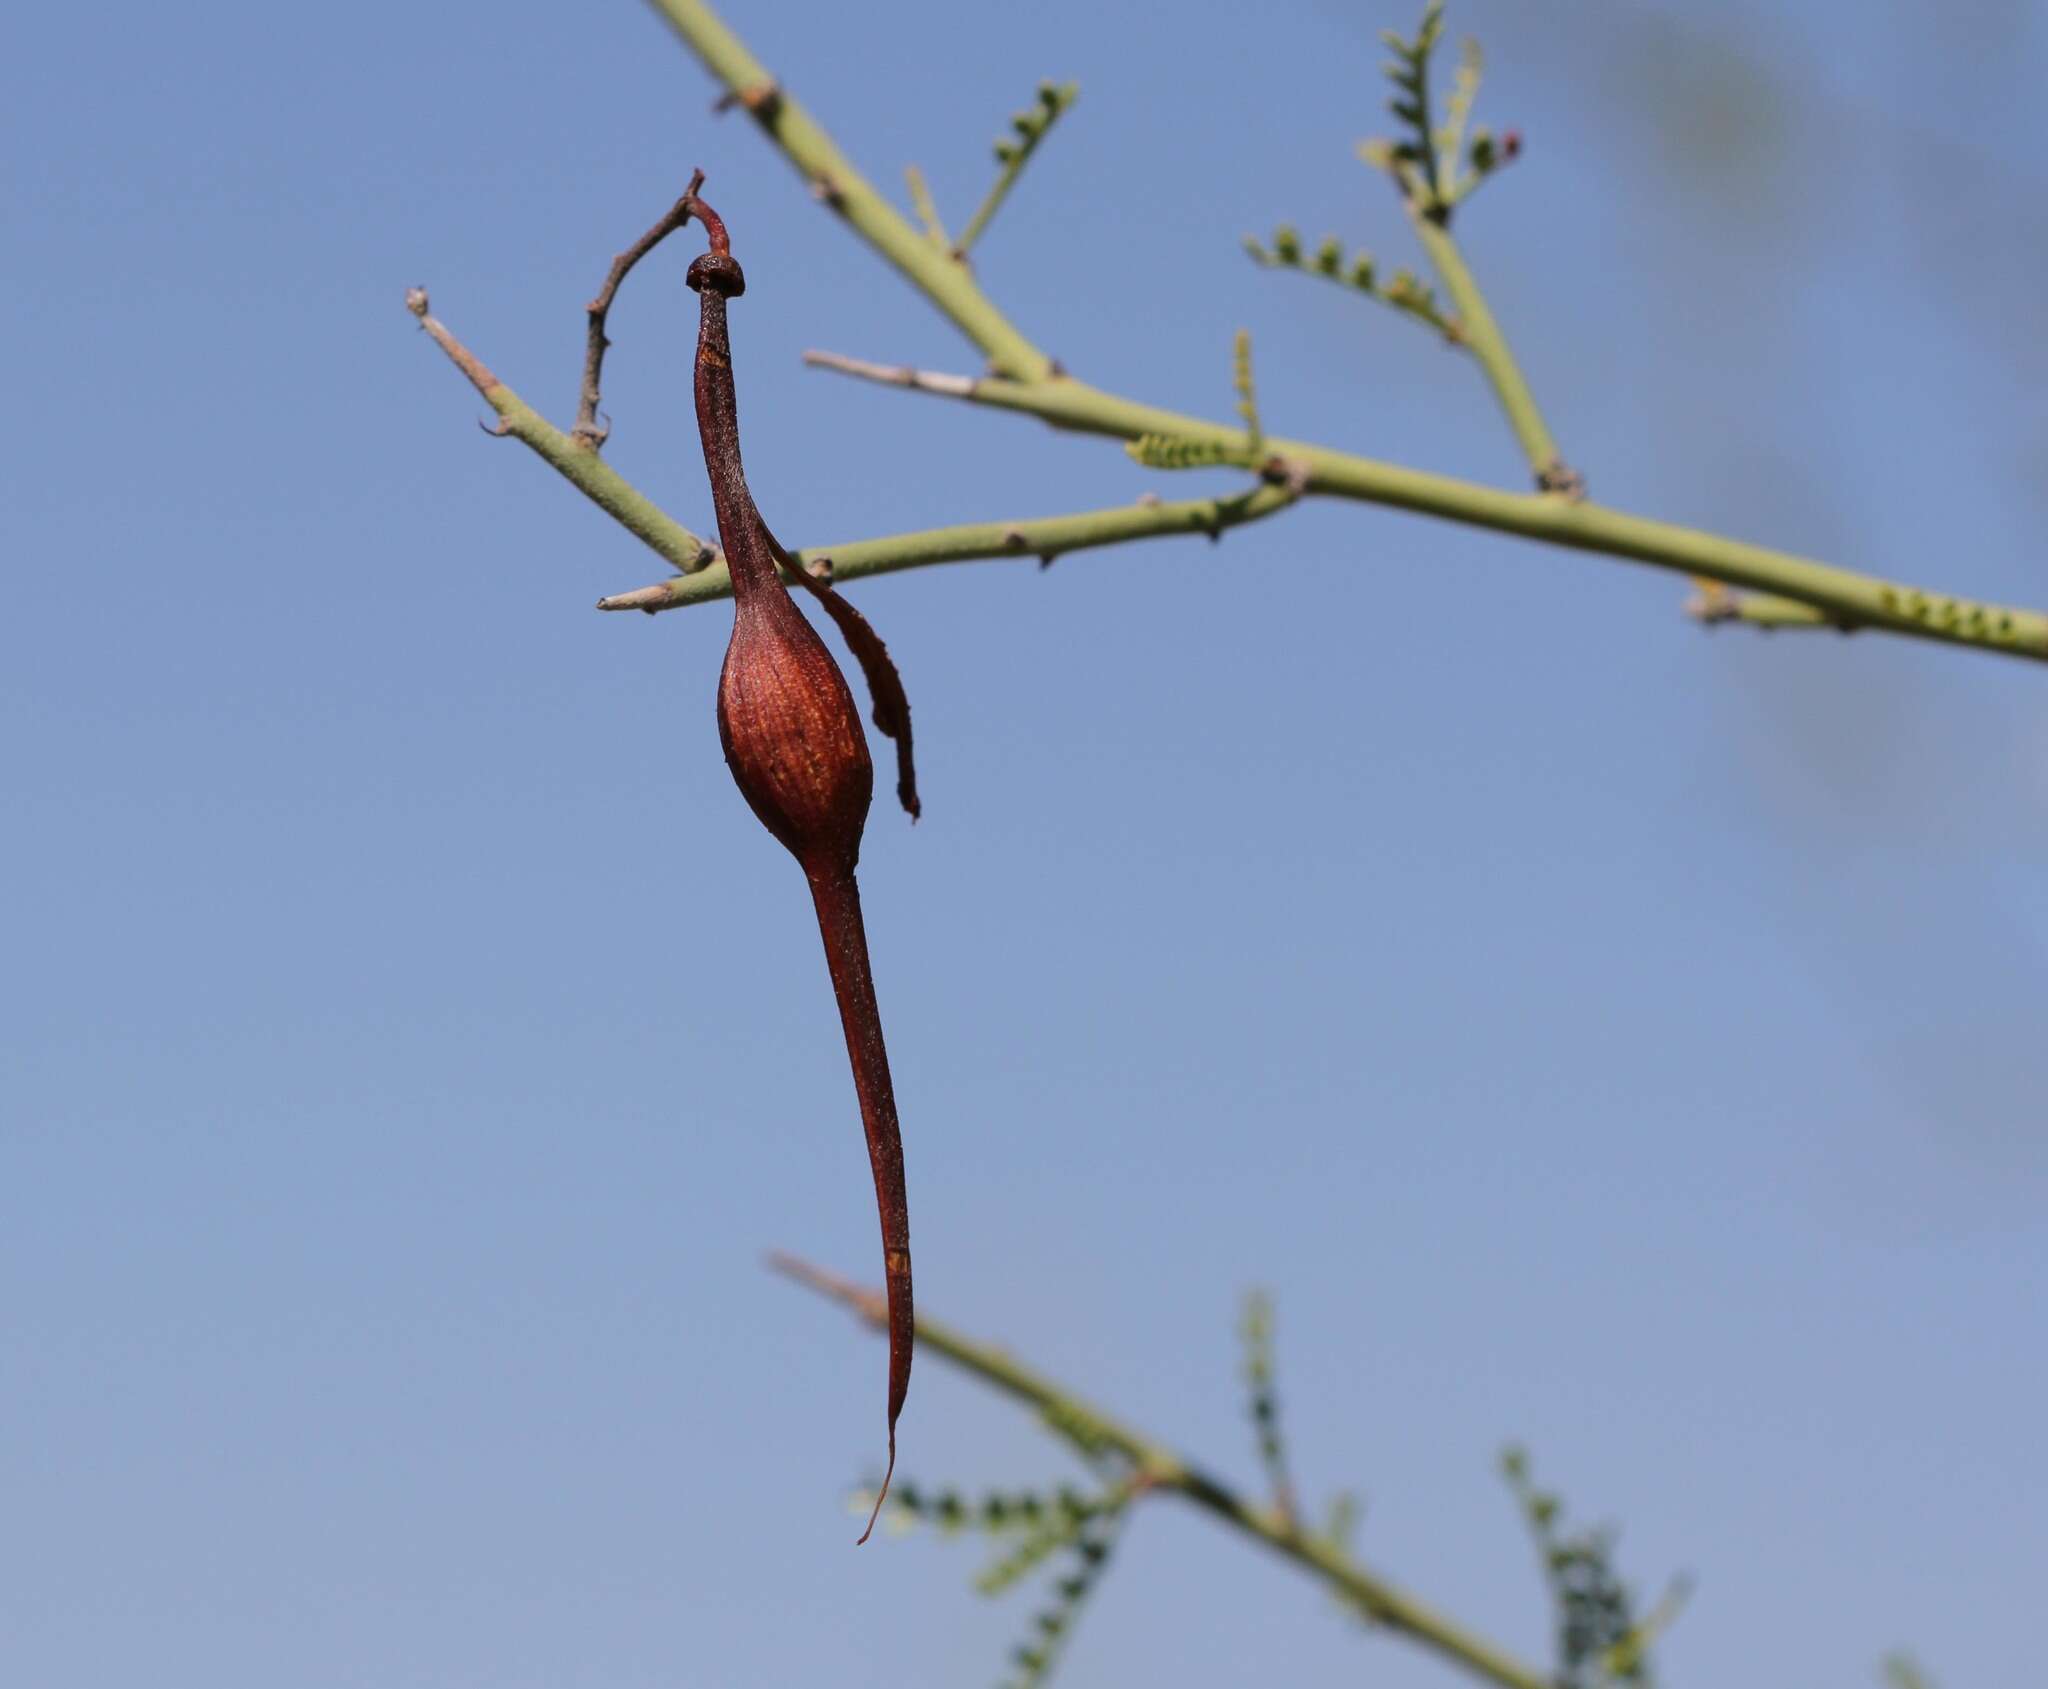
769, 1251, 1552, 1689
1405, 207, 1577, 493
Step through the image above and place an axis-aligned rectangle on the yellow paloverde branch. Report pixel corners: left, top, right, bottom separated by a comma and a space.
406, 289, 719, 573
410, 261, 2048, 657
795, 350, 2048, 658
406, 289, 1297, 604
644, 0, 1050, 381
634, 0, 2048, 664
770, 1252, 1552, 1689
597, 483, 1300, 611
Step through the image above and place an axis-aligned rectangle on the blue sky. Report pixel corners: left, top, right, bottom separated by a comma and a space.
4, 1, 2044, 1685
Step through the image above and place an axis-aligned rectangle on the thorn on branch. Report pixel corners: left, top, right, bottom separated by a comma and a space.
1536, 458, 1586, 500
1683, 580, 1740, 624
1262, 455, 1314, 497
713, 80, 782, 120
1683, 582, 1856, 635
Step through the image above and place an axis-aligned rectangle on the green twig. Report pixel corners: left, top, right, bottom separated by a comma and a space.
1404, 209, 1575, 491
904, 163, 950, 249
955, 81, 1078, 258
1368, 8, 1565, 485
596, 482, 1301, 611
406, 288, 718, 572
769, 1251, 1551, 1689
1245, 225, 1463, 344
799, 351, 2048, 660
647, 0, 1051, 380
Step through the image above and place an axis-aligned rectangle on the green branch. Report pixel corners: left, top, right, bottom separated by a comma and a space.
405, 288, 718, 572
642, 0, 1051, 380
1366, 8, 1571, 487
635, 0, 2048, 665
1405, 209, 1574, 490
596, 482, 1300, 611
406, 272, 2047, 662
769, 1252, 1551, 1689
407, 290, 1296, 607
800, 350, 2048, 660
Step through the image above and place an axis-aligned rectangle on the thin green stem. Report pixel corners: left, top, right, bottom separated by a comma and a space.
641, 0, 1051, 380
798, 353, 2048, 660
769, 1251, 1550, 1689
406, 289, 718, 572
955, 162, 1023, 258
904, 164, 949, 249
954, 85, 1075, 257
1406, 209, 1567, 487
598, 483, 1300, 611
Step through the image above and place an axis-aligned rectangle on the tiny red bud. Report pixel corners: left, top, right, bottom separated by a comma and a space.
1502, 129, 1523, 160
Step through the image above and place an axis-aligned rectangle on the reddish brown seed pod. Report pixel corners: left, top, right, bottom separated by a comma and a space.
684, 187, 917, 1544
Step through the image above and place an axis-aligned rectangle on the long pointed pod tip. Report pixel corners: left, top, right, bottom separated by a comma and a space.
857, 1427, 897, 1545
